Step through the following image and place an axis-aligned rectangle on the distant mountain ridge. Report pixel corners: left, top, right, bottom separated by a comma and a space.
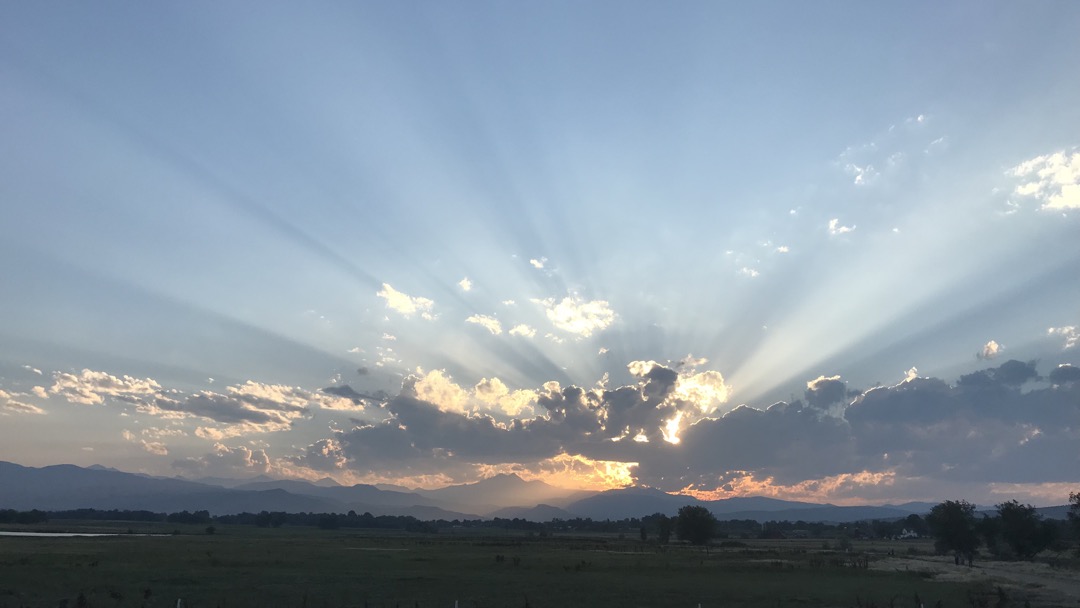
1, 461, 1070, 523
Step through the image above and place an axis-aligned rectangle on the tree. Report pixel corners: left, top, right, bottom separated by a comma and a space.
1068, 492, 1080, 554
655, 514, 673, 544
996, 500, 1051, 559
902, 513, 928, 537
926, 500, 980, 561
675, 505, 716, 546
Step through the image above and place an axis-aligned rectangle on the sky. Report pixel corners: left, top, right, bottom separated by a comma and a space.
1, 1, 1079, 507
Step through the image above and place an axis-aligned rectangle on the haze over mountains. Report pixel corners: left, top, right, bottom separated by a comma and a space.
0, 461, 1063, 523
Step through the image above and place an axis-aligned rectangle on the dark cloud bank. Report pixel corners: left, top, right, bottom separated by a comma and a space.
298, 360, 1080, 497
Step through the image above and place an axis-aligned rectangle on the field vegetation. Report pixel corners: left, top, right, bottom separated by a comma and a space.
0, 521, 1022, 608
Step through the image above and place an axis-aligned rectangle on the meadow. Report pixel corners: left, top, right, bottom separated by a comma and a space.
0, 522, 1006, 608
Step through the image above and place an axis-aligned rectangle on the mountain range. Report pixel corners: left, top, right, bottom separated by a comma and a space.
0, 461, 1066, 523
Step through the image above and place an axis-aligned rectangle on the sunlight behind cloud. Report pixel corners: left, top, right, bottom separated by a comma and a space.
535, 296, 616, 338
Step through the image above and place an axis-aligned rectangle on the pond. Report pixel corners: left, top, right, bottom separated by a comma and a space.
0, 531, 168, 537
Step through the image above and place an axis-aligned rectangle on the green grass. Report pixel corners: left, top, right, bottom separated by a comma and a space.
0, 525, 991, 608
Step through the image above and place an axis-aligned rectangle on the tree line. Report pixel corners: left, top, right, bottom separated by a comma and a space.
3, 491, 1078, 561
926, 494, 1080, 562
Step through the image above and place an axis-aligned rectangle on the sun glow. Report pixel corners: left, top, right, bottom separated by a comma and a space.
662, 412, 683, 444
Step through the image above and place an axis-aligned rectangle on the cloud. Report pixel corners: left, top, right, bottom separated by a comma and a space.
828, 218, 856, 236
844, 163, 878, 185
0, 389, 46, 415
22, 365, 42, 375
465, 314, 503, 335
121, 429, 168, 456
1048, 325, 1078, 349
804, 375, 847, 409
1010, 150, 1080, 210
535, 296, 616, 337
410, 369, 471, 414
173, 443, 272, 477
509, 324, 537, 338
293, 438, 348, 471
376, 283, 435, 320
473, 377, 537, 417
529, 258, 547, 269
303, 358, 1080, 502
175, 381, 364, 436
738, 267, 759, 278
41, 368, 361, 437
978, 340, 1004, 360
776, 245, 790, 253
1049, 364, 1080, 385
45, 369, 164, 406
458, 277, 472, 292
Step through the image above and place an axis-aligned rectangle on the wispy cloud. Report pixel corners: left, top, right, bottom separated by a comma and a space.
465, 314, 503, 335
121, 429, 168, 455
0, 389, 46, 415
1048, 325, 1078, 349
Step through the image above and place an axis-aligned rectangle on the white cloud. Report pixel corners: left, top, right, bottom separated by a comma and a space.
173, 443, 272, 477
1048, 326, 1078, 349
376, 283, 435, 320
1010, 150, 1080, 210
382, 333, 397, 341
978, 340, 1004, 360
502, 300, 516, 306
225, 381, 362, 413
466, 314, 503, 335
738, 267, 759, 278
46, 369, 164, 406
534, 296, 616, 337
121, 429, 168, 456
776, 245, 789, 253
411, 369, 471, 414
509, 324, 536, 338
22, 365, 42, 375
473, 377, 536, 417
529, 257, 547, 269
674, 371, 731, 414
828, 218, 856, 236
458, 277, 472, 292
0, 389, 46, 415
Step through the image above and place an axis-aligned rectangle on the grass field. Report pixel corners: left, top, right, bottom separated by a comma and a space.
0, 523, 999, 608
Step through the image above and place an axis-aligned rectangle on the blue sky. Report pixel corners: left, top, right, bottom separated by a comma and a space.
2, 2, 1079, 505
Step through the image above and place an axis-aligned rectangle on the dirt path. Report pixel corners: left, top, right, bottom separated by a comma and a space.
872, 555, 1080, 607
